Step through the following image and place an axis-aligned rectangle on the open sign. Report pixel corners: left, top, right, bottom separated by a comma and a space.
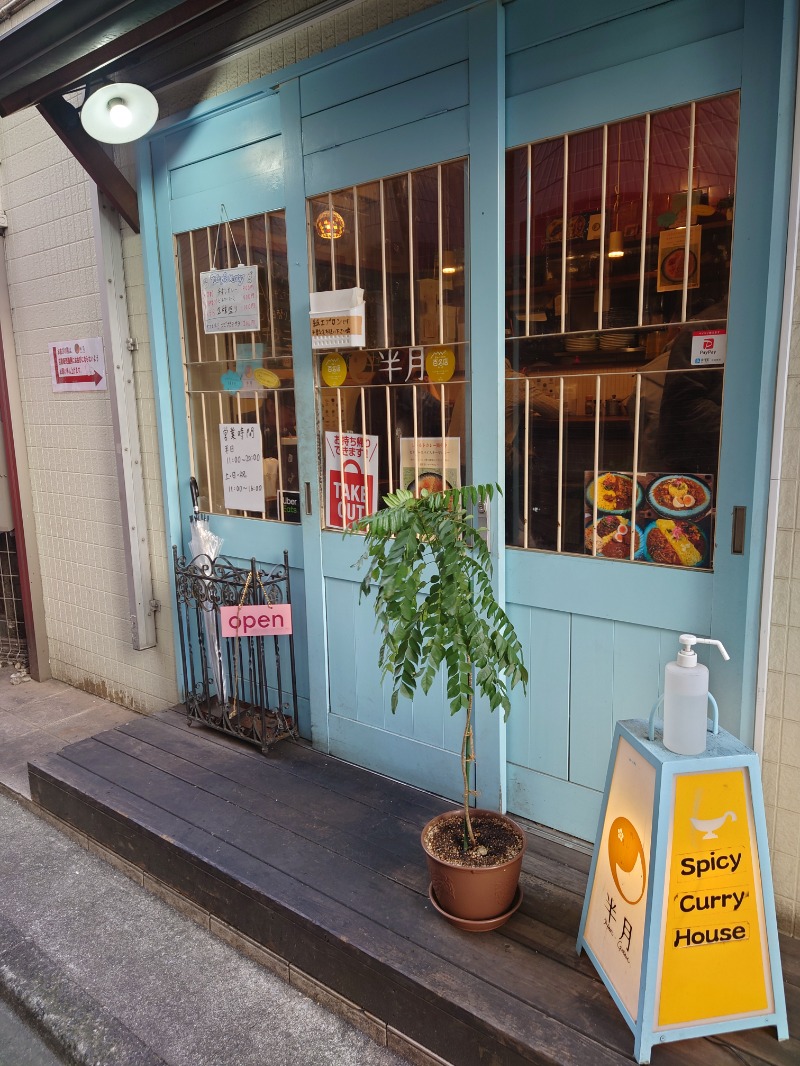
220, 604, 293, 637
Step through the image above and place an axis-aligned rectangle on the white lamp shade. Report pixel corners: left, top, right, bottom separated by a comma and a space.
81, 83, 159, 144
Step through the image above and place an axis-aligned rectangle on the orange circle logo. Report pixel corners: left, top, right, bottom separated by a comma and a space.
607, 816, 646, 905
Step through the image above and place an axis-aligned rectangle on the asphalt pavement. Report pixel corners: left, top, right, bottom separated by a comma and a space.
0, 789, 410, 1066
0, 659, 413, 1066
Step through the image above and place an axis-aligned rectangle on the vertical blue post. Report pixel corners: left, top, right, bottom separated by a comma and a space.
468, 0, 507, 812
279, 78, 330, 751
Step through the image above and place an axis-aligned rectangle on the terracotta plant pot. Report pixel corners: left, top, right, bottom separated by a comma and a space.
421, 809, 526, 931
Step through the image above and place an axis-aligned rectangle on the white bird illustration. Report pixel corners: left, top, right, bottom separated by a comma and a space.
690, 810, 737, 839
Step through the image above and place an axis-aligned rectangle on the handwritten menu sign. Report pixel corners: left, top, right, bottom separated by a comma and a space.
200, 266, 260, 334
219, 424, 264, 511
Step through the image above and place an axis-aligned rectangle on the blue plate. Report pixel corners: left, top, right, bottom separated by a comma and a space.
643, 520, 708, 567
585, 517, 645, 560
646, 475, 711, 520
586, 472, 642, 515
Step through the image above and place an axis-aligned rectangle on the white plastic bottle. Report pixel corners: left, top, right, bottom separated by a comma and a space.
663, 634, 730, 755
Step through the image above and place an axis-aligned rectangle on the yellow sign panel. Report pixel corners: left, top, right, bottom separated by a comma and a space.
425, 346, 456, 383
321, 353, 347, 388
584, 737, 656, 1022
657, 769, 772, 1028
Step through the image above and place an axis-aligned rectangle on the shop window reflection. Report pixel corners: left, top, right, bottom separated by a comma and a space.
504, 91, 738, 569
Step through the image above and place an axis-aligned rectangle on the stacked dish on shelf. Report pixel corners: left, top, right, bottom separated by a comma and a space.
599, 331, 635, 351
565, 334, 598, 352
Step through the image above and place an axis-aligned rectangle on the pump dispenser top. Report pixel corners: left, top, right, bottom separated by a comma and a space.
662, 634, 730, 756
676, 634, 731, 668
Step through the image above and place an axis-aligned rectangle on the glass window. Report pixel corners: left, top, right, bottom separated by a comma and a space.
504, 93, 739, 570
174, 211, 298, 522
310, 160, 469, 530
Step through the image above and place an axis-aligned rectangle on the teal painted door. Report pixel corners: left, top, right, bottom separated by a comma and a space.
145, 91, 311, 735
502, 0, 795, 839
278, 5, 506, 805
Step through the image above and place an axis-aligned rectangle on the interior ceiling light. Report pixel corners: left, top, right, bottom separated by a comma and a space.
441, 251, 459, 274
80, 82, 159, 144
315, 209, 345, 239
608, 230, 625, 258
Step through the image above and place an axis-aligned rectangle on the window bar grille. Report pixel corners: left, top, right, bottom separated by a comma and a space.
329, 192, 337, 291
336, 387, 346, 525
412, 384, 420, 493
438, 165, 444, 344
439, 383, 447, 491
380, 180, 389, 348
560, 134, 568, 333
189, 230, 214, 516
361, 385, 369, 517
525, 143, 532, 338
385, 385, 394, 493
682, 102, 697, 322
274, 389, 285, 521
592, 375, 601, 555
557, 377, 565, 553
638, 113, 651, 327
630, 374, 642, 560
408, 173, 416, 347
218, 391, 230, 515
206, 228, 222, 365
598, 125, 608, 331
523, 378, 531, 549
265, 213, 277, 358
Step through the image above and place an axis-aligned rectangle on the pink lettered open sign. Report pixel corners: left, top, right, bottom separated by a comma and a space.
220, 604, 293, 637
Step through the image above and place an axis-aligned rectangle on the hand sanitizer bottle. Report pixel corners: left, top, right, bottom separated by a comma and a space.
663, 634, 730, 755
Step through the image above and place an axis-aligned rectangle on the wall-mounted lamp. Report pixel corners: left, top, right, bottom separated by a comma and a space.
315, 209, 345, 239
80, 82, 159, 144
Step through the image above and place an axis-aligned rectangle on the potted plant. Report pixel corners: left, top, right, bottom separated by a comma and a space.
353, 484, 528, 931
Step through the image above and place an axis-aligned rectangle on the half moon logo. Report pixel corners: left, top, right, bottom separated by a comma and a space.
608, 816, 647, 905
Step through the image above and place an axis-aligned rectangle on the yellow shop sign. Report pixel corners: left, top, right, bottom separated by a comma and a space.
656, 768, 772, 1028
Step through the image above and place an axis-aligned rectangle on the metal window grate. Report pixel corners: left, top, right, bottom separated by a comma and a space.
310, 160, 469, 528
0, 531, 26, 666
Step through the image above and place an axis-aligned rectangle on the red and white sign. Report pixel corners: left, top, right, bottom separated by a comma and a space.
325, 431, 379, 528
49, 338, 106, 392
690, 329, 727, 367
220, 603, 292, 637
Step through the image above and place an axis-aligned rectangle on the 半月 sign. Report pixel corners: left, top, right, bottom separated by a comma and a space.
219, 424, 264, 511
583, 736, 656, 1022
200, 266, 260, 334
49, 338, 106, 392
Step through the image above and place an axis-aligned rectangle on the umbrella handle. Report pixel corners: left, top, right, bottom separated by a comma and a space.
190, 476, 200, 514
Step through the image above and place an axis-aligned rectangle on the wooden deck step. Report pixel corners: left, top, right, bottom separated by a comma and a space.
27, 710, 800, 1066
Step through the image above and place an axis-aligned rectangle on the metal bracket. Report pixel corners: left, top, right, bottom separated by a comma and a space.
126, 337, 139, 352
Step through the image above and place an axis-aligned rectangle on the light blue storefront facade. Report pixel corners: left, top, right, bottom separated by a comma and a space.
139, 0, 798, 841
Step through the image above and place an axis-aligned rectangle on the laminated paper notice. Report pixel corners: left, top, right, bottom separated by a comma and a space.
220, 424, 264, 511
310, 287, 365, 348
200, 266, 260, 334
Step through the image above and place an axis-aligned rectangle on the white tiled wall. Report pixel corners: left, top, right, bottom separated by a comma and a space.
763, 269, 800, 936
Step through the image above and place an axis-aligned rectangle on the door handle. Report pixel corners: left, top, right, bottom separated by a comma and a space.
731, 506, 746, 555
305, 481, 312, 516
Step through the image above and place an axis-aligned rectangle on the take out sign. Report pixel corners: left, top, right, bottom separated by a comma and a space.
220, 604, 292, 637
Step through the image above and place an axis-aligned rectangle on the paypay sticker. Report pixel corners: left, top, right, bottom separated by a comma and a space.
690, 329, 726, 366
